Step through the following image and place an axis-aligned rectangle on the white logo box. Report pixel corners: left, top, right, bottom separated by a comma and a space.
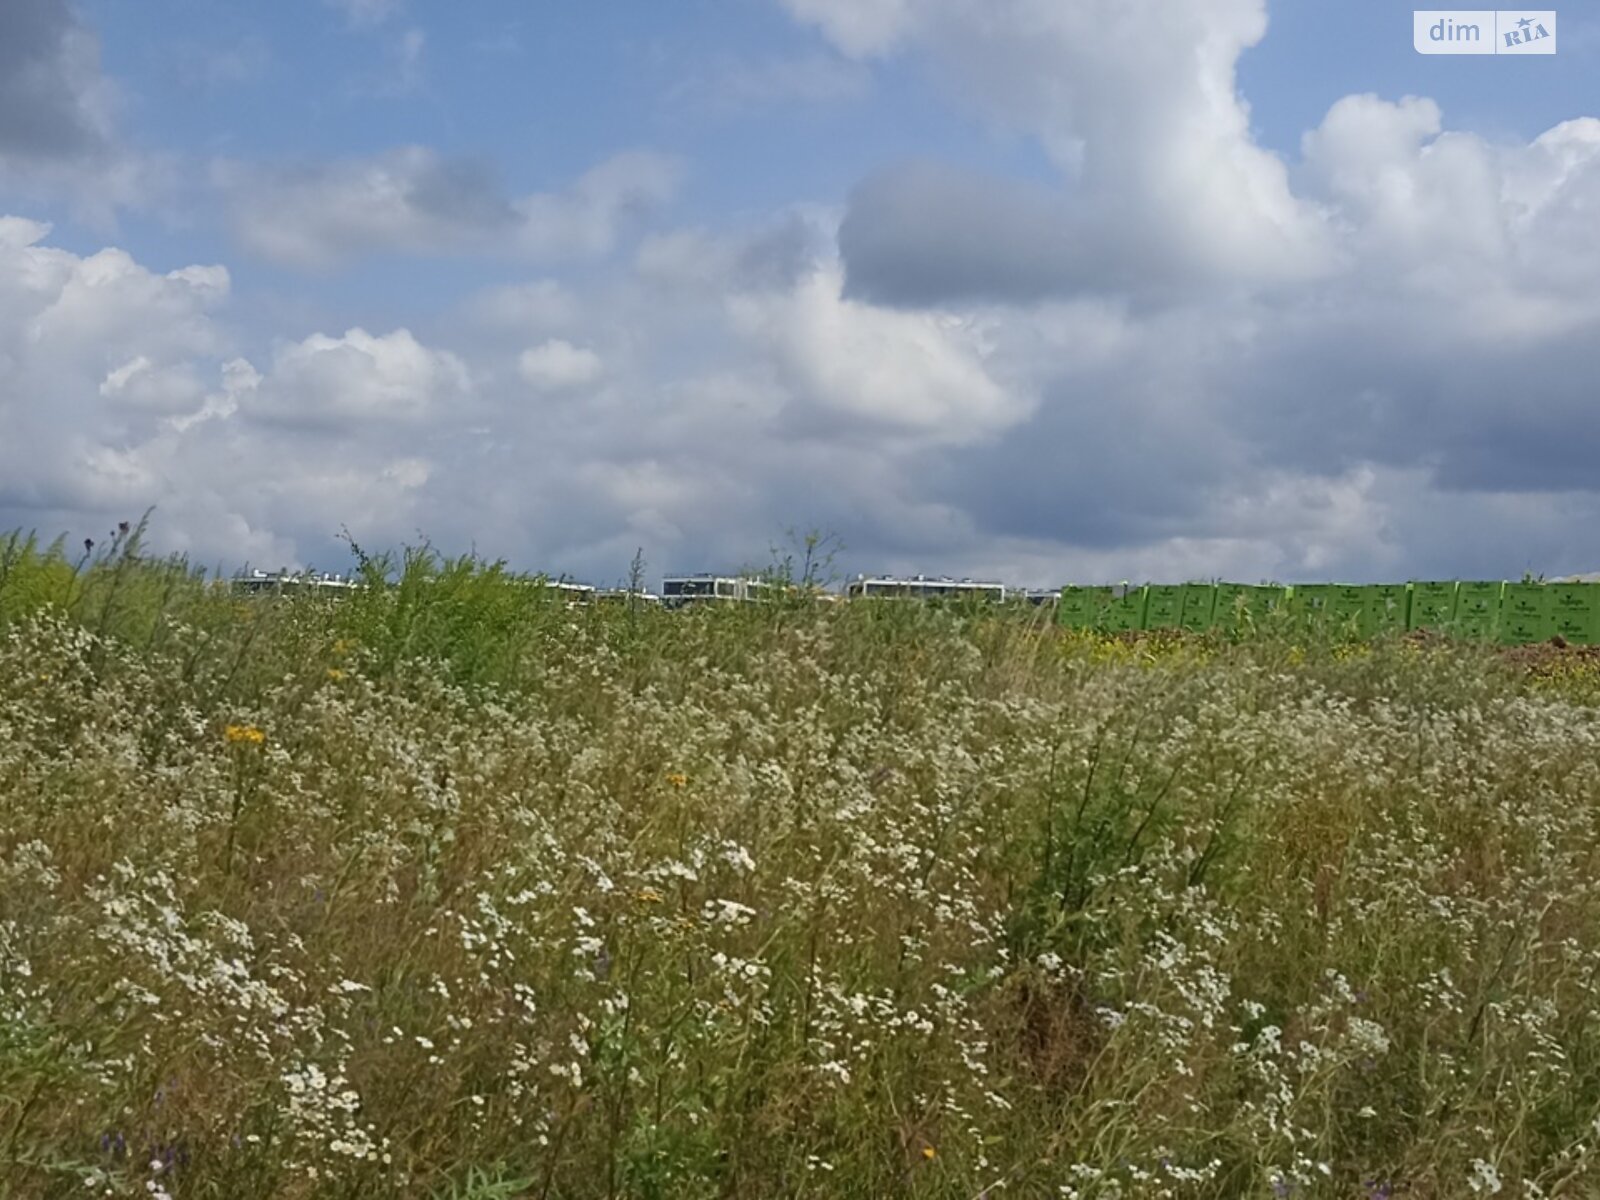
1414, 10, 1556, 54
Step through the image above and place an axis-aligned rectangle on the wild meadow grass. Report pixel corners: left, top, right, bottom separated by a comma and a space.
4, 531, 1600, 1198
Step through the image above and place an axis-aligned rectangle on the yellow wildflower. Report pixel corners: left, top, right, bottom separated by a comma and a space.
224, 723, 266, 746
634, 886, 663, 905
922, 1146, 937, 1161
327, 668, 347, 682
666, 772, 688, 789
332, 638, 356, 657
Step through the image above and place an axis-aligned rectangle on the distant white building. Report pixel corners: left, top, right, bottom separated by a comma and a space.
660, 574, 772, 607
595, 587, 661, 607
233, 569, 360, 595
533, 579, 596, 605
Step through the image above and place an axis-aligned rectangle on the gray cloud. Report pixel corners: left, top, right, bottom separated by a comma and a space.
218, 148, 683, 270
0, 0, 109, 161
838, 163, 1104, 306
5, 194, 1600, 589
812, 0, 1334, 302
921, 277, 1600, 581
635, 213, 827, 296
0, 0, 164, 221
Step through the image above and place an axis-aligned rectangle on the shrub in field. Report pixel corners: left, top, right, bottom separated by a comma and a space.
2, 543, 1600, 1198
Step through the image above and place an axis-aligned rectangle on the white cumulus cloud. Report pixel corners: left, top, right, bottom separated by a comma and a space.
731, 261, 1027, 445
241, 328, 470, 428
518, 340, 604, 392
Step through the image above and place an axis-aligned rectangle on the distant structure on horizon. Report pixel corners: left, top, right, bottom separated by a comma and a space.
844, 575, 1006, 602
660, 574, 775, 608
232, 568, 359, 594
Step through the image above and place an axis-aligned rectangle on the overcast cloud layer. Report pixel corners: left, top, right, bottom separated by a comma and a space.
1, 0, 1597, 585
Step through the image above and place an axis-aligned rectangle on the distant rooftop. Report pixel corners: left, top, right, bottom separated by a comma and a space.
233, 568, 359, 591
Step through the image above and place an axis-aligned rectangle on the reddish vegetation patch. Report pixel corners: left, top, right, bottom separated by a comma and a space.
1498, 636, 1600, 673
1002, 973, 1106, 1096
1395, 628, 1600, 677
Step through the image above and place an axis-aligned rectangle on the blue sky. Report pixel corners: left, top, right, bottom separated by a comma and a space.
2, 0, 1599, 585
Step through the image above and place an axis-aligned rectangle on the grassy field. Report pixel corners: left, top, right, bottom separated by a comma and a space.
4, 531, 1600, 1199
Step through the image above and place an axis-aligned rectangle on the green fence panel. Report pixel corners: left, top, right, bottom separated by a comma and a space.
1367, 584, 1410, 635
1550, 583, 1599, 645
1056, 586, 1113, 630
1268, 586, 1291, 625
1454, 581, 1502, 640
1144, 584, 1184, 629
1501, 612, 1554, 644
1502, 582, 1547, 618
1102, 586, 1148, 632
1499, 583, 1553, 645
1215, 584, 1288, 633
1051, 579, 1587, 642
1214, 583, 1247, 628
1288, 584, 1335, 627
1408, 581, 1458, 632
1326, 585, 1369, 634
1179, 584, 1218, 631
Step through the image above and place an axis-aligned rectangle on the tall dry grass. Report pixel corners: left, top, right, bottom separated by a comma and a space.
2, 536, 1599, 1198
